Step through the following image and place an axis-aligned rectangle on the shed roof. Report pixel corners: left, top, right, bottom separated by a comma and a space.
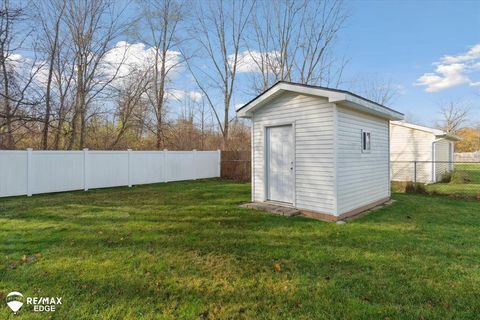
391, 121, 461, 141
236, 81, 404, 120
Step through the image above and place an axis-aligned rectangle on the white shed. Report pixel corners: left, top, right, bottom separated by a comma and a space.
237, 82, 404, 221
390, 121, 460, 183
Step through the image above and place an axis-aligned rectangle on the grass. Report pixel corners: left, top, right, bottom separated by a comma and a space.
426, 163, 480, 196
1, 179, 480, 319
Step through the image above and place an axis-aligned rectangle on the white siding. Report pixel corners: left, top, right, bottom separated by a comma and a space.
434, 140, 452, 181
336, 106, 390, 215
390, 123, 434, 183
252, 92, 336, 214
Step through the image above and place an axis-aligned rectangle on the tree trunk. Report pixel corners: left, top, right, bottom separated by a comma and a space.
41, 11, 61, 150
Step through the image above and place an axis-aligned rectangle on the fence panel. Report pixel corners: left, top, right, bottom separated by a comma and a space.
391, 160, 480, 197
88, 151, 130, 189
196, 151, 221, 179
166, 151, 196, 182
32, 151, 84, 194
455, 152, 480, 162
221, 151, 251, 181
130, 151, 166, 185
0, 151, 28, 197
0, 149, 220, 198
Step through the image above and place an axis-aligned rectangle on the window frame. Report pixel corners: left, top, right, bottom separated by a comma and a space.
361, 130, 371, 153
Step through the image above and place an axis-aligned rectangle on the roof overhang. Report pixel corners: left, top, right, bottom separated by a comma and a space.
435, 134, 461, 141
391, 121, 461, 141
236, 82, 404, 120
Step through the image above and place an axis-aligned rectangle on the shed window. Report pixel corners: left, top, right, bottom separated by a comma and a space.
361, 130, 371, 152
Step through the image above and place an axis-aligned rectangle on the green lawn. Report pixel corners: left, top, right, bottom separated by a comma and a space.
1, 180, 480, 319
426, 163, 480, 196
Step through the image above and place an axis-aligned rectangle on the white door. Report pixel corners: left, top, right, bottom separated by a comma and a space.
267, 125, 294, 203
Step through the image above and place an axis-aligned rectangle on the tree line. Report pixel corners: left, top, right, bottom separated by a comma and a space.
0, 0, 347, 151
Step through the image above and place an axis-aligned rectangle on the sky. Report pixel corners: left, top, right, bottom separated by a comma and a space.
12, 0, 480, 129
338, 0, 480, 126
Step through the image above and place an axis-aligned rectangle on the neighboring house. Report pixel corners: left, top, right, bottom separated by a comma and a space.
390, 121, 460, 183
237, 81, 404, 221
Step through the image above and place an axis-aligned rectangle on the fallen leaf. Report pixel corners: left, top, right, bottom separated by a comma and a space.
273, 263, 281, 272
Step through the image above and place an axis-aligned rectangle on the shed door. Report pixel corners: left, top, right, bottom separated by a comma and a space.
266, 125, 294, 203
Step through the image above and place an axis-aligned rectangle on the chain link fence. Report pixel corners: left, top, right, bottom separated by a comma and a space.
391, 161, 480, 198
220, 151, 251, 181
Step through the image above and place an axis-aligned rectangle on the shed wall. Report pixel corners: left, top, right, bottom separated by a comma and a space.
251, 92, 336, 214
336, 106, 390, 215
390, 124, 434, 183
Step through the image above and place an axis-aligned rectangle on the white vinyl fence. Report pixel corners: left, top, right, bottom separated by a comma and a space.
0, 149, 220, 198
455, 151, 480, 162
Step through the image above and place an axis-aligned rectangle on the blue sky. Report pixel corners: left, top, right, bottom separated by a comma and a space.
339, 0, 480, 126
14, 0, 479, 129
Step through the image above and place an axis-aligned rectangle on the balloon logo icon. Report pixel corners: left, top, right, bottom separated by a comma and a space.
6, 292, 24, 314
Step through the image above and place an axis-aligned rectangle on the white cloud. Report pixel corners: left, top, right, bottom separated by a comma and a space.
18, 41, 183, 90
9, 41, 201, 104
3, 53, 49, 89
416, 44, 480, 92
229, 50, 281, 73
440, 44, 480, 64
416, 63, 469, 92
167, 89, 202, 102
101, 41, 182, 83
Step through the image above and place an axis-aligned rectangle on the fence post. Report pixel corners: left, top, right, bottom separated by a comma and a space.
26, 148, 33, 196
83, 148, 89, 191
163, 149, 168, 183
127, 149, 132, 187
193, 149, 197, 180
217, 149, 221, 177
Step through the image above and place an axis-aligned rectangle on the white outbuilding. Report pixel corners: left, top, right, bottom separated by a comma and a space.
237, 82, 404, 221
390, 121, 460, 183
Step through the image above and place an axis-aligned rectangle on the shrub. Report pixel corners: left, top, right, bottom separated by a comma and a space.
440, 171, 452, 183
450, 170, 471, 184
405, 182, 427, 194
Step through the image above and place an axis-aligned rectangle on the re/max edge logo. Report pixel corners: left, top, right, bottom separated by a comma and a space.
6, 291, 62, 314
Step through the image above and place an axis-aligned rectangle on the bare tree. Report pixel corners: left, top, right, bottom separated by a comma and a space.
185, 0, 254, 149
51, 42, 76, 150
247, 0, 347, 93
0, 0, 44, 149
63, 0, 130, 149
437, 101, 471, 134
110, 68, 150, 148
136, 0, 185, 149
353, 76, 401, 106
33, 0, 67, 149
